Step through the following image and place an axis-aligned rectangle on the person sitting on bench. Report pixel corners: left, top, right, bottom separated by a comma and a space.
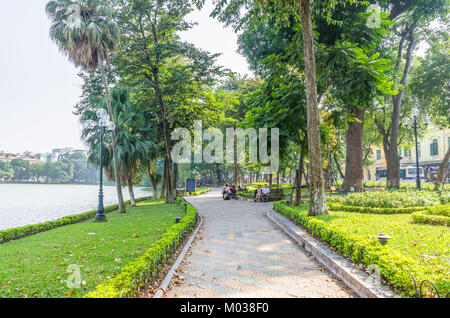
229, 185, 236, 199
262, 184, 270, 202
254, 185, 262, 203
222, 184, 230, 199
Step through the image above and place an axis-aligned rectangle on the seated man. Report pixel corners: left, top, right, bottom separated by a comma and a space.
261, 184, 270, 202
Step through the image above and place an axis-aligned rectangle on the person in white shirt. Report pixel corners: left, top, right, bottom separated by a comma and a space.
222, 184, 230, 199
262, 184, 270, 201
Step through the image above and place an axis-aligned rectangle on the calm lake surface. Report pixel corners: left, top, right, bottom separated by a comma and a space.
0, 184, 151, 230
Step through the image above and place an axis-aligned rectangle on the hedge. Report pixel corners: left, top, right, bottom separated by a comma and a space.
412, 205, 450, 227
327, 202, 427, 214
86, 197, 199, 298
273, 201, 449, 297
0, 196, 152, 244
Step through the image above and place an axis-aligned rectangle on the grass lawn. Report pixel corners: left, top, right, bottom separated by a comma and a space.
0, 199, 184, 298
275, 202, 449, 297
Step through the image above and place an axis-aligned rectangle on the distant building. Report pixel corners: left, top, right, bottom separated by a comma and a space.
52, 148, 87, 162
365, 126, 450, 182
0, 148, 87, 164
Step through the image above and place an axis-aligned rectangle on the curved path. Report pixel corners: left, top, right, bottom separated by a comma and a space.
163, 189, 356, 298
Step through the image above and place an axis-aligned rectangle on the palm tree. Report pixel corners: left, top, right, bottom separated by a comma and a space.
46, 0, 126, 212
81, 87, 155, 205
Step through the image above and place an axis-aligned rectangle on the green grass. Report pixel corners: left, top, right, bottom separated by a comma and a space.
0, 199, 184, 298
274, 201, 449, 297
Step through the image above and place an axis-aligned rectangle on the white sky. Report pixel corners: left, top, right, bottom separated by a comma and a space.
0, 0, 251, 154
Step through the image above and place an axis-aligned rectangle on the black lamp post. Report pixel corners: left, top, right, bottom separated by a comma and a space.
84, 109, 116, 222
402, 108, 429, 190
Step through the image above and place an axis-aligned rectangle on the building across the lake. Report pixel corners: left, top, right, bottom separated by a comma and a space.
0, 148, 87, 164
365, 126, 450, 182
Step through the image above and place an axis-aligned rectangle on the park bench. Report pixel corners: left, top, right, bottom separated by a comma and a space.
262, 188, 284, 202
176, 189, 186, 196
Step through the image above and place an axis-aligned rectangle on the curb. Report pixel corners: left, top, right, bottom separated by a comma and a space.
266, 209, 398, 298
153, 215, 203, 298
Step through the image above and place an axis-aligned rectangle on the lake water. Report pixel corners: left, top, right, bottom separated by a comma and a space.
0, 184, 151, 231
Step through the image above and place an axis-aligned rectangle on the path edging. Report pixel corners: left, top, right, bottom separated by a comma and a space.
266, 209, 398, 298
153, 215, 203, 298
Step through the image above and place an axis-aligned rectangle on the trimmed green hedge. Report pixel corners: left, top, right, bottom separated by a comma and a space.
412, 205, 450, 227
328, 190, 443, 208
273, 201, 449, 297
86, 197, 199, 298
327, 202, 427, 214
0, 196, 151, 244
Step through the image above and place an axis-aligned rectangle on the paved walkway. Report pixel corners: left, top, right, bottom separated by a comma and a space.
163, 189, 356, 298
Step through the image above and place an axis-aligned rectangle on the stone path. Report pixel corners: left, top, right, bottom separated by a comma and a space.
163, 189, 356, 298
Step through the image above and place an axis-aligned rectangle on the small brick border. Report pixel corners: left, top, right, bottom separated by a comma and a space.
267, 209, 398, 298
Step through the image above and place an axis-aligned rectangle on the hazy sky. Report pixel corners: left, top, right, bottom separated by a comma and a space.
0, 0, 251, 154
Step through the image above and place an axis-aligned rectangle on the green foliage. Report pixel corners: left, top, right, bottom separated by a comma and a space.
273, 200, 449, 297
0, 198, 183, 298
410, 31, 450, 127
81, 87, 154, 184
412, 205, 450, 227
46, 0, 120, 70
331, 190, 445, 208
86, 198, 199, 298
327, 202, 428, 214
0, 161, 14, 179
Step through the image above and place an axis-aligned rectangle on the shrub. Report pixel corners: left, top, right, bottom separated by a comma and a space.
327, 202, 427, 214
273, 201, 449, 297
85, 198, 199, 298
331, 190, 441, 208
412, 205, 450, 227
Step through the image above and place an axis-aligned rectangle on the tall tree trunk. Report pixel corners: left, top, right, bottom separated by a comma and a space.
269, 174, 273, 188
276, 170, 280, 190
98, 55, 126, 213
299, 0, 327, 215
161, 167, 167, 198
234, 163, 241, 187
215, 163, 222, 185
173, 162, 178, 192
148, 172, 158, 199
386, 25, 416, 189
342, 106, 365, 192
435, 147, 450, 190
127, 176, 136, 206
295, 137, 306, 206
334, 153, 345, 180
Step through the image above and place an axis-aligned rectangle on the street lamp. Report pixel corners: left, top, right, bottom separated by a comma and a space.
402, 108, 429, 190
83, 109, 116, 222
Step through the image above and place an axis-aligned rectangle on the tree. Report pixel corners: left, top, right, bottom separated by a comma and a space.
30, 163, 45, 183
209, 0, 370, 214
81, 87, 154, 205
46, 0, 126, 212
10, 159, 31, 182
410, 31, 450, 189
374, 0, 447, 189
0, 161, 14, 180
114, 0, 221, 203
